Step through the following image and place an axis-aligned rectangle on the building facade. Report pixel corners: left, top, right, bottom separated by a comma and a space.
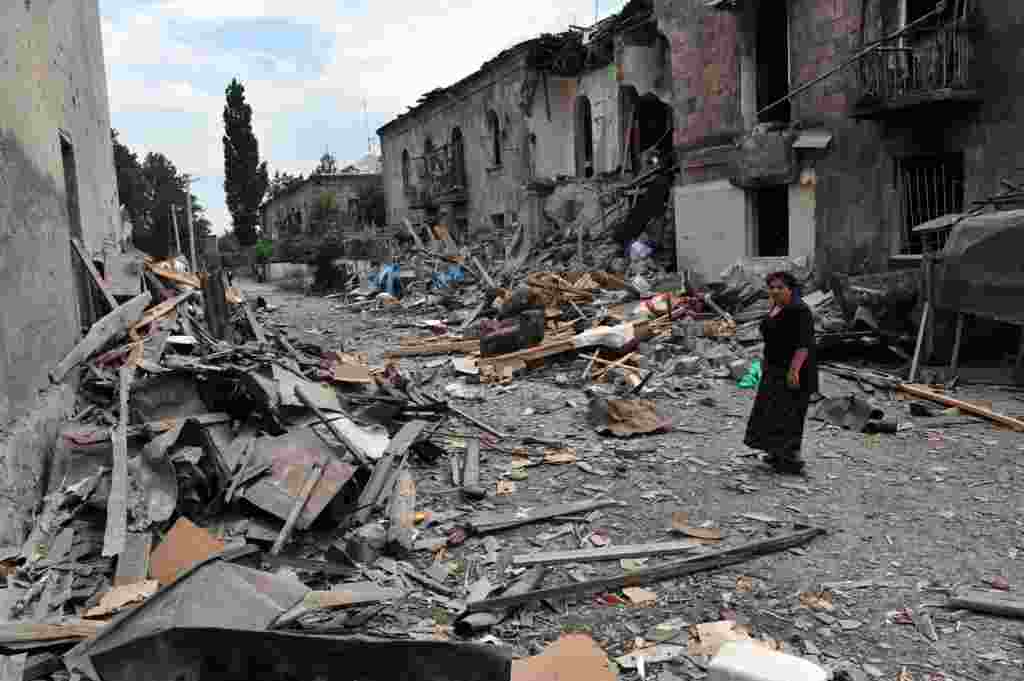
377, 0, 675, 246
0, 0, 121, 541
659, 0, 1020, 282
260, 172, 383, 240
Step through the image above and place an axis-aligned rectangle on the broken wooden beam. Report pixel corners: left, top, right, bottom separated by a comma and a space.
270, 583, 408, 629
270, 461, 325, 556
51, 291, 152, 383
512, 540, 702, 567
897, 383, 1024, 431
447, 404, 507, 439
71, 238, 118, 311
102, 365, 134, 558
948, 589, 1024, 619
129, 290, 194, 337
467, 499, 618, 534
454, 567, 547, 636
461, 437, 485, 500
466, 526, 826, 613
386, 469, 416, 557
0, 620, 106, 645
352, 420, 428, 527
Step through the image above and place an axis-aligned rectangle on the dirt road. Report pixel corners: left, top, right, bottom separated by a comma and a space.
244, 275, 1024, 679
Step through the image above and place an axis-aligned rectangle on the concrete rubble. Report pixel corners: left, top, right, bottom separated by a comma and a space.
5, 169, 1023, 681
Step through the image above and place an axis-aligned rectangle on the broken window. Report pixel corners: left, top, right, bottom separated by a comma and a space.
401, 149, 411, 189
754, 186, 790, 257
575, 95, 594, 178
756, 1, 791, 123
487, 111, 502, 167
451, 127, 466, 188
896, 153, 964, 255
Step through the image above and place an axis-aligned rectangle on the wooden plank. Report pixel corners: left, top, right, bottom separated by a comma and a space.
270, 461, 325, 556
241, 295, 267, 343
102, 365, 134, 558
352, 420, 428, 526
386, 339, 481, 358
146, 264, 200, 288
461, 437, 485, 500
512, 540, 702, 567
476, 339, 576, 367
294, 385, 371, 467
386, 469, 416, 556
271, 584, 408, 629
897, 383, 1024, 431
0, 621, 105, 644
50, 291, 152, 383
114, 532, 152, 587
71, 238, 117, 310
948, 589, 1024, 619
472, 255, 496, 289
130, 291, 193, 335
466, 527, 826, 613
448, 404, 507, 439
468, 499, 619, 534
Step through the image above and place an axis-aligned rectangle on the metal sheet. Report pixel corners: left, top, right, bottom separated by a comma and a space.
242, 428, 356, 530
792, 129, 833, 150
89, 628, 511, 681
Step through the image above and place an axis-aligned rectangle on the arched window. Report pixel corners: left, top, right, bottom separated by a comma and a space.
487, 111, 502, 166
575, 96, 594, 178
451, 127, 466, 188
401, 149, 411, 188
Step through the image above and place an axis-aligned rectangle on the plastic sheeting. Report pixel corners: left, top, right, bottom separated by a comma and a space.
933, 209, 1024, 324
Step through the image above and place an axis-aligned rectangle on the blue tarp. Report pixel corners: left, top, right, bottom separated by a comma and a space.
432, 265, 465, 289
369, 263, 403, 298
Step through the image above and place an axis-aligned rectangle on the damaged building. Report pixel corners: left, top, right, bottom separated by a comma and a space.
377, 0, 676, 262
259, 170, 383, 240
0, 1, 122, 543
659, 0, 1023, 283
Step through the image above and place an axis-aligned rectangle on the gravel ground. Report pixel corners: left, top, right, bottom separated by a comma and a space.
242, 276, 1024, 681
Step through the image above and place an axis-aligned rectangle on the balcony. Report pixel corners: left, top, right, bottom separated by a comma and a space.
407, 144, 468, 208
852, 20, 981, 120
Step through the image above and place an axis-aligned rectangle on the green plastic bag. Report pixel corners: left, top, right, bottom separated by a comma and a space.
737, 359, 762, 389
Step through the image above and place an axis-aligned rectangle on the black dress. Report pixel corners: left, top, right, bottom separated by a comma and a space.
743, 301, 819, 458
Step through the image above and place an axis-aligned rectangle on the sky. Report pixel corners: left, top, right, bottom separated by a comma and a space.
100, 0, 630, 235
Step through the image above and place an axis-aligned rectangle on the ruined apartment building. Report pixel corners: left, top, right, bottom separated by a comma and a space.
0, 0, 121, 542
377, 0, 674, 246
260, 172, 383, 240
658, 0, 1021, 281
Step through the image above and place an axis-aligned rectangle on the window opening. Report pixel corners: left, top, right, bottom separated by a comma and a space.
897, 153, 964, 255
487, 112, 502, 166
756, 2, 791, 123
575, 96, 594, 178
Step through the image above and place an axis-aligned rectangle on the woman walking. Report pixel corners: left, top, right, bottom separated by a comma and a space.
744, 271, 818, 475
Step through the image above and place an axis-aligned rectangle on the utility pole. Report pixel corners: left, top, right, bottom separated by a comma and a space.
185, 189, 197, 273
170, 205, 182, 257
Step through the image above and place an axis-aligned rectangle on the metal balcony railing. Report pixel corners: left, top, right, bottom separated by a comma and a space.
858, 21, 974, 106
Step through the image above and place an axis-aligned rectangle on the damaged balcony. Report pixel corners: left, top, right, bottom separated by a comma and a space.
407, 144, 468, 209
852, 19, 981, 120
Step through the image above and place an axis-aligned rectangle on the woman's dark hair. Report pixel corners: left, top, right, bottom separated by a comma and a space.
765, 271, 802, 303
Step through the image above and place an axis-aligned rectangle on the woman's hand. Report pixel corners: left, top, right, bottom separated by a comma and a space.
787, 367, 800, 389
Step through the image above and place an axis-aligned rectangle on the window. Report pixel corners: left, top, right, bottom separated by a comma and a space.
754, 186, 790, 257
903, 0, 951, 25
451, 127, 466, 188
491, 213, 505, 230
487, 111, 502, 166
60, 132, 82, 238
575, 96, 594, 178
896, 153, 964, 255
756, 0, 791, 123
401, 149, 411, 188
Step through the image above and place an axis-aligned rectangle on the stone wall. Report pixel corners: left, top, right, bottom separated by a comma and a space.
0, 0, 119, 542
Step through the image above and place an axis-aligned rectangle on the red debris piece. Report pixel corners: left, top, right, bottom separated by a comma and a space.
988, 576, 1011, 591
447, 527, 467, 547
892, 607, 915, 625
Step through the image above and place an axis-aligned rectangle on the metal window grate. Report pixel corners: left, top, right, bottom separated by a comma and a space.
897, 153, 964, 255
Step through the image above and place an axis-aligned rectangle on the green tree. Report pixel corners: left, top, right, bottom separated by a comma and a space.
223, 78, 269, 246
111, 129, 148, 232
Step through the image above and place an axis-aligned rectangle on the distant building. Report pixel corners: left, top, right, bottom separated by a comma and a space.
377, 0, 673, 246
0, 0, 121, 542
260, 172, 383, 241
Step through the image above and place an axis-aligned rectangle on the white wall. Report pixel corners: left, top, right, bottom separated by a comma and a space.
788, 170, 816, 262
674, 180, 749, 282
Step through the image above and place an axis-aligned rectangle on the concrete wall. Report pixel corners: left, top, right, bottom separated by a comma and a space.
0, 0, 119, 542
674, 179, 748, 281
1, 0, 119, 427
